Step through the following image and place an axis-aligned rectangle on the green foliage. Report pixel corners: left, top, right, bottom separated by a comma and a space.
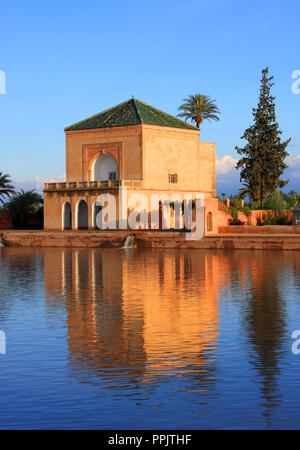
4, 189, 43, 229
258, 190, 299, 211
284, 190, 299, 208
257, 210, 292, 226
238, 187, 251, 200
248, 201, 261, 210
228, 196, 243, 209
228, 195, 252, 219
223, 195, 252, 225
263, 191, 286, 210
235, 68, 290, 206
177, 94, 220, 131
225, 189, 298, 227
229, 206, 239, 220
0, 172, 15, 204
228, 217, 246, 226
241, 205, 252, 217
0, 235, 8, 246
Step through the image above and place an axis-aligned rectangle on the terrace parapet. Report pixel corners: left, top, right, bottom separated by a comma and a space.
44, 180, 142, 192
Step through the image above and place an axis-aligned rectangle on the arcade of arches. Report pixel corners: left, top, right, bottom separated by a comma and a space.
62, 198, 215, 232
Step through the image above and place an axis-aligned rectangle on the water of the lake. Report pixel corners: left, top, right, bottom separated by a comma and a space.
0, 247, 300, 429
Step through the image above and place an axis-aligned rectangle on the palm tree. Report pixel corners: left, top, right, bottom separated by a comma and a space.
177, 94, 220, 130
5, 189, 43, 228
238, 187, 251, 200
238, 179, 261, 204
0, 172, 15, 205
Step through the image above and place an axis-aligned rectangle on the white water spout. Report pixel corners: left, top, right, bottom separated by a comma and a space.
122, 235, 136, 249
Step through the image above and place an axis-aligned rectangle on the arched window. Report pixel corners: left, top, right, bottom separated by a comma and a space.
207, 212, 213, 232
62, 202, 72, 230
93, 154, 118, 181
77, 200, 88, 229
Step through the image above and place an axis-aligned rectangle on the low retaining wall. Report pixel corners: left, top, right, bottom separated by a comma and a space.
138, 233, 300, 250
217, 208, 266, 227
217, 209, 293, 227
219, 225, 300, 234
2, 230, 300, 250
0, 230, 131, 248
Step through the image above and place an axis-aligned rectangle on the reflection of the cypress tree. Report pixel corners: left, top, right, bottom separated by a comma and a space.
217, 250, 290, 426
241, 253, 287, 425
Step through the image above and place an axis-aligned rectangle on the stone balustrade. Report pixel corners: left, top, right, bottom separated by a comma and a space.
44, 180, 142, 191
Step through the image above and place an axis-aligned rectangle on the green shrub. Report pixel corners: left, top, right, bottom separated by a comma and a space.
285, 190, 299, 208
264, 191, 286, 210
229, 206, 238, 220
257, 210, 292, 225
248, 201, 261, 210
228, 218, 246, 226
240, 205, 252, 217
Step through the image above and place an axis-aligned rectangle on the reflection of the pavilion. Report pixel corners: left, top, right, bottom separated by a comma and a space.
44, 248, 221, 391
42, 247, 294, 423
2, 245, 299, 428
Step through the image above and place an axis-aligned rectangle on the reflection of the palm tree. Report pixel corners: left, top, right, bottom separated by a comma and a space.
0, 248, 44, 316
43, 248, 220, 394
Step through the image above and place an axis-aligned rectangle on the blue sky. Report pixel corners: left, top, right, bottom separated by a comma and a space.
1, 0, 300, 193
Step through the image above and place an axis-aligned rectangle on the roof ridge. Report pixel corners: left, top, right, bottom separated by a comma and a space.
133, 99, 199, 130
100, 99, 132, 127
131, 98, 143, 123
64, 99, 130, 131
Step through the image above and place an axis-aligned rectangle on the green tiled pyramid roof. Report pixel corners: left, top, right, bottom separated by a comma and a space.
65, 98, 199, 131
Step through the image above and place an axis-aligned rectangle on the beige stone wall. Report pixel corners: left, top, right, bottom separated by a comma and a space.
45, 122, 217, 231
197, 141, 216, 196
44, 192, 64, 230
65, 125, 143, 182
141, 124, 215, 195
65, 124, 216, 196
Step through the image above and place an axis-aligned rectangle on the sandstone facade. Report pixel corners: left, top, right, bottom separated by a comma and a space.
44, 99, 218, 234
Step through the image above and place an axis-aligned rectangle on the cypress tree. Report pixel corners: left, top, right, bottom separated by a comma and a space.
236, 68, 290, 207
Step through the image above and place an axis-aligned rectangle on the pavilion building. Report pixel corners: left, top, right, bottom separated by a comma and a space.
44, 98, 218, 234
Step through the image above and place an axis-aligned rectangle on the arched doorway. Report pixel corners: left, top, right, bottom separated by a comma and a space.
207, 212, 213, 232
93, 153, 118, 181
62, 202, 72, 230
77, 200, 88, 229
92, 201, 102, 229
